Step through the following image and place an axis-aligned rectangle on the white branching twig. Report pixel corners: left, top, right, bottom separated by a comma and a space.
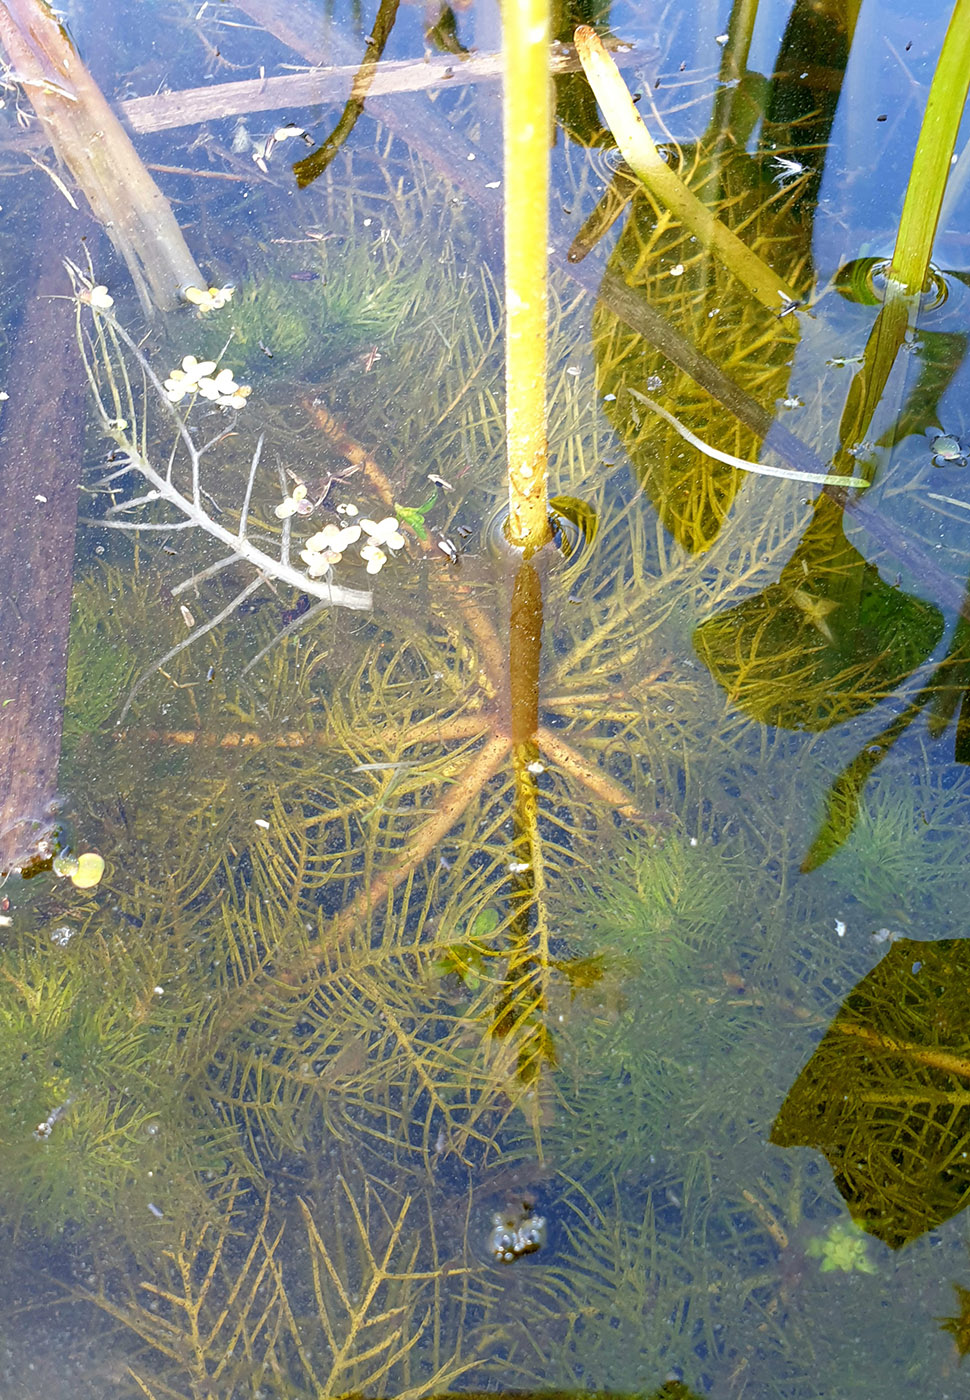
69, 276, 374, 713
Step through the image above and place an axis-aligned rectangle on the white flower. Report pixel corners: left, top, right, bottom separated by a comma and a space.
306, 523, 362, 554
360, 543, 387, 574
180, 355, 217, 382
336, 502, 359, 517
89, 284, 114, 310
300, 547, 334, 578
196, 367, 251, 409
275, 483, 311, 519
360, 516, 405, 550
300, 522, 362, 574
164, 375, 190, 404
163, 355, 217, 404
197, 367, 237, 400
184, 284, 235, 313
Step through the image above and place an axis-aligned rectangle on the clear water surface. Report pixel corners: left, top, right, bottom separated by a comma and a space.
1, 0, 969, 1396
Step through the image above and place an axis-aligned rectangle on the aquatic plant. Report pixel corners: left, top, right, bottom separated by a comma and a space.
531, 1181, 707, 1393
773, 933, 970, 1248
70, 1172, 493, 1400
589, 127, 817, 552
805, 760, 970, 927
575, 26, 798, 314
939, 1281, 970, 1359
8, 4, 967, 1396
63, 575, 139, 742
0, 916, 232, 1237
693, 494, 944, 732
187, 230, 446, 381
806, 1219, 878, 1274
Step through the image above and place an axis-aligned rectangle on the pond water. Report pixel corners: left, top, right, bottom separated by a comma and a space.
1, 0, 970, 1396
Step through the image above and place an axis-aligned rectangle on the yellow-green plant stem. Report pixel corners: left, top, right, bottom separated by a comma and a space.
837, 0, 970, 469
888, 0, 970, 295
574, 25, 797, 313
503, 0, 553, 551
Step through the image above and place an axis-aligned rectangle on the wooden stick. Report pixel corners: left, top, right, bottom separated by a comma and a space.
0, 205, 85, 876
0, 0, 203, 311
120, 45, 624, 135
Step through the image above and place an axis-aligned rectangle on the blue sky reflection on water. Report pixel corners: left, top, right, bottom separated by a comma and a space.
1, 1, 970, 1397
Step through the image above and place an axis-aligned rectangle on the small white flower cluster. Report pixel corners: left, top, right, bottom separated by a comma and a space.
163, 355, 251, 409
87, 285, 114, 311
184, 284, 234, 313
358, 516, 406, 574
301, 522, 365, 575
286, 507, 406, 577
274, 483, 313, 519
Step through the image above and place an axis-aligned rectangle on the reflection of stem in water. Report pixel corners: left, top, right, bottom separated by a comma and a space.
706, 0, 759, 144
801, 598, 970, 872
196, 394, 649, 1105
494, 560, 554, 1102
574, 24, 798, 313
292, 0, 400, 189
837, 1020, 970, 1081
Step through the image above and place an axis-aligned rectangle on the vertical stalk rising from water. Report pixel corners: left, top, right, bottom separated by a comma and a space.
502, 0, 553, 551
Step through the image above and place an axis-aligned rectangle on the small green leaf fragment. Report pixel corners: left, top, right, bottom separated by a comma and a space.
395, 490, 438, 540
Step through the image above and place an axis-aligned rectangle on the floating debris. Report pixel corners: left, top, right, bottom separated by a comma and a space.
488, 1203, 547, 1264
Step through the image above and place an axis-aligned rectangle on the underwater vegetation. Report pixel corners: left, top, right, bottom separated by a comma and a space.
63, 576, 140, 743
773, 934, 970, 1248
33, 276, 958, 1400
591, 142, 811, 553
805, 1219, 878, 1274
0, 914, 231, 1237
186, 222, 460, 383
693, 495, 945, 733
66, 1172, 504, 1400
2, 0, 970, 1395
803, 758, 970, 929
